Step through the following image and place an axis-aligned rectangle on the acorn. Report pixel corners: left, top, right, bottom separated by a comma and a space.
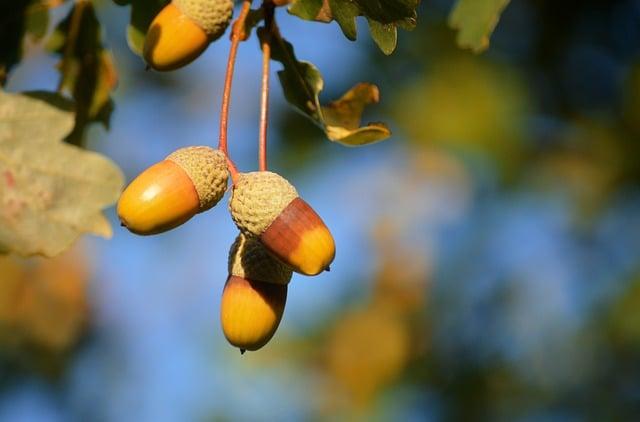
143, 0, 234, 71
221, 234, 291, 352
118, 146, 228, 235
229, 171, 335, 276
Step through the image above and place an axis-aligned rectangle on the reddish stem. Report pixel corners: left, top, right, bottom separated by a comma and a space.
218, 0, 252, 182
258, 7, 274, 171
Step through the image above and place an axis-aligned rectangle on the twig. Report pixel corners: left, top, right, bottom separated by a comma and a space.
218, 0, 253, 183
258, 4, 274, 171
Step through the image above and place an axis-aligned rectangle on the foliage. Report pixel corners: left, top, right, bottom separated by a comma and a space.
0, 91, 123, 257
449, 0, 511, 53
288, 0, 419, 55
47, 1, 118, 144
0, 0, 54, 85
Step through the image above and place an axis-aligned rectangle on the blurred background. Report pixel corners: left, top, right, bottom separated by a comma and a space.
3, 0, 640, 420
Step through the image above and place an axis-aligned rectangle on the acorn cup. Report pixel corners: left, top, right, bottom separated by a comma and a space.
221, 234, 291, 353
229, 171, 336, 276
143, 0, 234, 71
228, 233, 293, 285
118, 146, 228, 235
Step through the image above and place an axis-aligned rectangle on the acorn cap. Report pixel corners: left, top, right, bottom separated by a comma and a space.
228, 234, 292, 285
174, 0, 234, 40
229, 171, 298, 237
166, 146, 228, 212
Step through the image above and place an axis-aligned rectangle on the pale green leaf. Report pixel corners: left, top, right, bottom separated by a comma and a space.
0, 91, 124, 257
449, 0, 511, 53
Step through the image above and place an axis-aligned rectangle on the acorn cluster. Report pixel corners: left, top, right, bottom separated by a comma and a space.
121, 0, 336, 352
117, 147, 335, 352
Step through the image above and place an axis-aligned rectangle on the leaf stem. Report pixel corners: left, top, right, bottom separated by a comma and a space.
218, 0, 252, 183
258, 4, 274, 172
269, 18, 322, 120
57, 0, 88, 93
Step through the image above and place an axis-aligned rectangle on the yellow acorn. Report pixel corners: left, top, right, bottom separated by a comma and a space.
220, 276, 287, 353
118, 146, 228, 235
220, 234, 291, 353
229, 171, 335, 276
143, 0, 234, 71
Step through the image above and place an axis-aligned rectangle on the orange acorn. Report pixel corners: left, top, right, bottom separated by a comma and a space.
118, 146, 228, 235
143, 0, 234, 71
220, 277, 287, 353
220, 234, 290, 352
229, 171, 335, 276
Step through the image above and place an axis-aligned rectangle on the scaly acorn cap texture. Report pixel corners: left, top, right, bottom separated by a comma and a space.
220, 275, 287, 353
117, 146, 227, 235
174, 0, 234, 39
228, 234, 292, 285
166, 146, 228, 211
229, 171, 299, 237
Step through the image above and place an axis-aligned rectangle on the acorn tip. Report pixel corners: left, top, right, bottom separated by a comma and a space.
240, 349, 246, 355
325, 266, 331, 272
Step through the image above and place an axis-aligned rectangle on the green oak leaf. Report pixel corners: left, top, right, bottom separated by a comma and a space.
0, 91, 124, 257
449, 0, 511, 53
265, 30, 390, 146
111, 0, 168, 56
329, 0, 359, 40
267, 30, 324, 122
0, 0, 52, 86
289, 0, 330, 22
367, 19, 397, 56
243, 8, 266, 40
288, 0, 419, 55
47, 1, 118, 144
356, 0, 418, 25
